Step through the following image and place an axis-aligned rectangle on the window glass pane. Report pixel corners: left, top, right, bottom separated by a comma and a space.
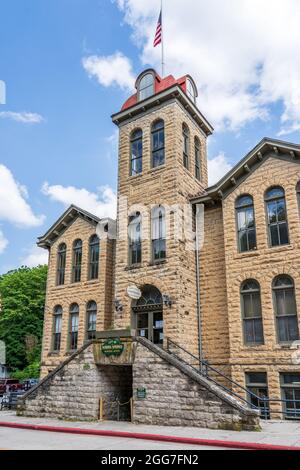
254, 319, 264, 343
246, 373, 267, 385
238, 210, 247, 231
277, 200, 287, 222
270, 224, 279, 246
236, 196, 253, 208
282, 374, 300, 385
279, 223, 289, 245
267, 202, 277, 224
266, 187, 284, 199
239, 231, 248, 252
244, 320, 255, 343
248, 229, 257, 251
287, 316, 300, 341
153, 149, 165, 168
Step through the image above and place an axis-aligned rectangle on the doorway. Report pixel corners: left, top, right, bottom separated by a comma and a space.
132, 285, 164, 346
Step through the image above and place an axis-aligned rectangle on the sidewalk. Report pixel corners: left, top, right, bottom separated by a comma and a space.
0, 411, 300, 449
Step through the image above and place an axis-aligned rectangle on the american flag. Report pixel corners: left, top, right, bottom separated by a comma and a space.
153, 11, 162, 48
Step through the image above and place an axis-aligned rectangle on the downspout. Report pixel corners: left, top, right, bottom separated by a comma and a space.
195, 203, 204, 373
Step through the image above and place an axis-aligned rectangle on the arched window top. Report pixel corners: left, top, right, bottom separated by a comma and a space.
58, 243, 66, 253
131, 128, 143, 141
273, 275, 294, 289
152, 205, 165, 219
183, 123, 190, 135
236, 195, 254, 208
186, 78, 197, 103
136, 285, 162, 308
138, 73, 155, 101
73, 239, 82, 249
265, 186, 285, 201
54, 305, 63, 315
89, 234, 99, 245
70, 303, 79, 314
152, 119, 164, 132
87, 301, 97, 311
241, 280, 260, 293
129, 211, 141, 223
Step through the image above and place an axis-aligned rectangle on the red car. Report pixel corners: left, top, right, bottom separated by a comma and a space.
0, 379, 23, 394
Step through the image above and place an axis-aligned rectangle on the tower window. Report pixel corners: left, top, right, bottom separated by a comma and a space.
265, 187, 289, 247
130, 129, 143, 176
273, 275, 299, 343
182, 124, 190, 170
139, 73, 154, 101
128, 212, 142, 266
57, 243, 67, 286
236, 195, 257, 252
195, 137, 201, 181
89, 235, 100, 280
186, 78, 196, 103
72, 239, 82, 283
152, 206, 166, 262
241, 280, 264, 345
151, 120, 165, 168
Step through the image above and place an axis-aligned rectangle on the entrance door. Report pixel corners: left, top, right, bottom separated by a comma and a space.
137, 310, 163, 345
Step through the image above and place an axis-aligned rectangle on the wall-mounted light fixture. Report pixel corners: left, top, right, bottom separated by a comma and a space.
162, 294, 172, 308
114, 299, 123, 313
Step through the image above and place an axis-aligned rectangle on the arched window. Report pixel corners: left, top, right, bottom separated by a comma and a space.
86, 301, 97, 340
265, 187, 289, 247
236, 195, 257, 252
69, 303, 79, 350
273, 276, 299, 343
130, 129, 143, 176
195, 137, 201, 181
241, 280, 264, 345
152, 206, 166, 262
296, 182, 300, 216
183, 124, 190, 170
151, 120, 165, 168
57, 243, 66, 286
128, 212, 142, 266
89, 235, 100, 280
139, 73, 154, 101
72, 239, 82, 283
53, 305, 63, 352
186, 78, 196, 103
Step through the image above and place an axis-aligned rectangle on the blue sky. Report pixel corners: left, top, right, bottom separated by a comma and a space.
0, 0, 300, 273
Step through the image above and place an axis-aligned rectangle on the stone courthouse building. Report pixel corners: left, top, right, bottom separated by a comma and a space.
18, 69, 300, 428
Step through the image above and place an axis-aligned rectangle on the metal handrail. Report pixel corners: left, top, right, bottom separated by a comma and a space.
166, 338, 300, 420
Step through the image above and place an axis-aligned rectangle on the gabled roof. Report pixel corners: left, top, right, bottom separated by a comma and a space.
191, 138, 300, 205
37, 205, 115, 249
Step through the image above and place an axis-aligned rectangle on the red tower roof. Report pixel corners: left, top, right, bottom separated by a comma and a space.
121, 69, 197, 111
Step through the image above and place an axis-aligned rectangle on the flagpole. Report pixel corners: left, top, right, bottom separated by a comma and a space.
161, 0, 165, 77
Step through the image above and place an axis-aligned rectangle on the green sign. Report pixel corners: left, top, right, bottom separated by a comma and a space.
101, 338, 124, 357
137, 388, 147, 399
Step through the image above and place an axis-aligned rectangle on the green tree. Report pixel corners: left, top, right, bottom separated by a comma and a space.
0, 265, 47, 373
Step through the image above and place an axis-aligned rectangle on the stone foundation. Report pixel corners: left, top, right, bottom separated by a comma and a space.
18, 338, 260, 431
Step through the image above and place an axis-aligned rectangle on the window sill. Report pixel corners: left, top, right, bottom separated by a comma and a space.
65, 350, 78, 356
47, 352, 61, 357
234, 250, 261, 259
234, 244, 294, 259
265, 244, 293, 254
125, 264, 142, 271
148, 260, 167, 267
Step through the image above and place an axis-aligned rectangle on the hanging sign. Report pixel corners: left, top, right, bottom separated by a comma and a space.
101, 338, 124, 357
127, 286, 142, 300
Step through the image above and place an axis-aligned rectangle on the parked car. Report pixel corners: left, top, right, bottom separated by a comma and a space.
0, 379, 23, 395
21, 378, 39, 391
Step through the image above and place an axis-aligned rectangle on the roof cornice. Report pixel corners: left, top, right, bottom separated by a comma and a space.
191, 138, 300, 205
111, 85, 214, 136
37, 205, 115, 249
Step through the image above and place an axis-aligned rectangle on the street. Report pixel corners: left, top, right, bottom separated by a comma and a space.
0, 427, 229, 450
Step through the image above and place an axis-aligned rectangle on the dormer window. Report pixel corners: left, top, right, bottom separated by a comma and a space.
186, 78, 196, 104
139, 73, 154, 101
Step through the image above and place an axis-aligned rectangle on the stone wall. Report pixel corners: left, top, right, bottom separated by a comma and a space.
19, 339, 259, 431
41, 216, 115, 377
221, 156, 300, 411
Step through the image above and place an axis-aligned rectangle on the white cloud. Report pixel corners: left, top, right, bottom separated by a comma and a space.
82, 52, 135, 91
0, 230, 8, 255
21, 246, 48, 267
0, 165, 45, 227
42, 183, 117, 219
277, 122, 300, 137
208, 152, 232, 186
0, 111, 44, 124
111, 0, 300, 131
